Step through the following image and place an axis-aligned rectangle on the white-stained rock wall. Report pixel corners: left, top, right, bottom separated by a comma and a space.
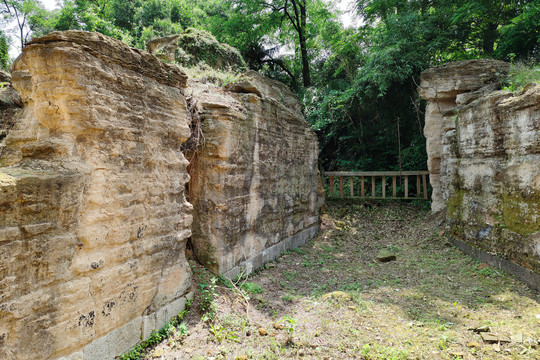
419, 59, 540, 288
189, 72, 325, 277
0, 31, 193, 360
418, 59, 511, 212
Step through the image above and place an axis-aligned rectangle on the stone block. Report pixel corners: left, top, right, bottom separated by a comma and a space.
420, 61, 540, 281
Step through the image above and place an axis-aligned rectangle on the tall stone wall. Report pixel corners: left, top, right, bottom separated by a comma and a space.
189, 72, 324, 277
0, 31, 324, 359
419, 59, 540, 289
0, 31, 193, 360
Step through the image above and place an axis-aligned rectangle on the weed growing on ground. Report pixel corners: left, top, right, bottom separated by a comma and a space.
241, 282, 263, 294
118, 300, 191, 360
199, 277, 217, 322
360, 344, 409, 360
141, 201, 539, 360
280, 316, 297, 337
208, 323, 240, 343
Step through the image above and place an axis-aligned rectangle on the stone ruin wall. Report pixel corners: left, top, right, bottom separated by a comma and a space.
0, 31, 194, 360
189, 74, 325, 277
419, 59, 540, 289
0, 31, 323, 360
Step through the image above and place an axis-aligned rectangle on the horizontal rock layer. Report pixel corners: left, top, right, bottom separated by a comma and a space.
190, 71, 324, 276
418, 59, 510, 212
0, 31, 192, 360
420, 59, 540, 286
0, 31, 324, 359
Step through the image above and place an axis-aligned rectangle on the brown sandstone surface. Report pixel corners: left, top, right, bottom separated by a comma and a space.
0, 31, 193, 360
0, 70, 22, 155
418, 59, 510, 212
0, 31, 323, 359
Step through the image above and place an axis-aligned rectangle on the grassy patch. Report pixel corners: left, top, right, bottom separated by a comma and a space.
118, 300, 191, 360
141, 201, 539, 360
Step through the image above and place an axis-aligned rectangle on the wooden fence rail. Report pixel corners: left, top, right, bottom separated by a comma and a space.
323, 171, 430, 200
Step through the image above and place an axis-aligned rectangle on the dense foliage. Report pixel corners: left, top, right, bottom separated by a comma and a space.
0, 31, 9, 70
2, 0, 539, 171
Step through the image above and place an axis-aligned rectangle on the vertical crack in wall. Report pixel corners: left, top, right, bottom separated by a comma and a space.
181, 91, 205, 202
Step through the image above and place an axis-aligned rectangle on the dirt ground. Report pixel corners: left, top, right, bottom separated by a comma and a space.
142, 200, 540, 360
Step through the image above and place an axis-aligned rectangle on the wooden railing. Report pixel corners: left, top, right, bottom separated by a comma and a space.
323, 171, 430, 199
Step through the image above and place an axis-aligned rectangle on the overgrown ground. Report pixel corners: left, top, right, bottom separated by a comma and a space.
140, 200, 540, 360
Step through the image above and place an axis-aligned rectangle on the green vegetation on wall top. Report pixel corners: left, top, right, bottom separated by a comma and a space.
175, 28, 246, 71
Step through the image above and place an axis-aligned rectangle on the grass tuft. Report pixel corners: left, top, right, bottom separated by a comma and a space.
504, 60, 540, 92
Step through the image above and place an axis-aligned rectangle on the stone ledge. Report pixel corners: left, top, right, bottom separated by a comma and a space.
448, 236, 540, 291
54, 292, 194, 360
223, 225, 320, 279
24, 31, 187, 90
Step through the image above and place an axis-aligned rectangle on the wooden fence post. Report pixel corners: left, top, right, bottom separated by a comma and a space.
404, 175, 409, 198
323, 171, 429, 200
422, 174, 428, 200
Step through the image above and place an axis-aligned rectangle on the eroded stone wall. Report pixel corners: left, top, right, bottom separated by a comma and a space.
0, 31, 324, 359
189, 72, 324, 277
0, 31, 193, 360
419, 59, 540, 288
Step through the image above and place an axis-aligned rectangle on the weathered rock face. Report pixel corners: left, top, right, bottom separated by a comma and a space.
189, 71, 324, 277
0, 70, 22, 153
147, 29, 246, 71
0, 31, 324, 359
418, 59, 510, 212
419, 59, 540, 288
0, 31, 193, 360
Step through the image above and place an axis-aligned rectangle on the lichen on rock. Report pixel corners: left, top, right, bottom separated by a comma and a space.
147, 28, 246, 71
419, 59, 540, 287
188, 70, 324, 277
0, 30, 193, 360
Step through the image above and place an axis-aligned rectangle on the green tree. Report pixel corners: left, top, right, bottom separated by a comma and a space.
496, 0, 540, 61
50, 0, 132, 44
0, 31, 9, 70
1, 0, 50, 50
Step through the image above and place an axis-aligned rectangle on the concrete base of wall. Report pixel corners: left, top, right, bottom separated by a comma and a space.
56, 292, 193, 360
449, 236, 540, 291
223, 224, 320, 279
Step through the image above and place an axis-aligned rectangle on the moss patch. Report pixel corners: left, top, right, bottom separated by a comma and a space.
447, 189, 465, 221
501, 190, 540, 236
143, 201, 540, 360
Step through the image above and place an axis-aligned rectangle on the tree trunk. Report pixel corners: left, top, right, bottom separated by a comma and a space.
299, 34, 310, 87
299, 0, 310, 87
482, 22, 498, 55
